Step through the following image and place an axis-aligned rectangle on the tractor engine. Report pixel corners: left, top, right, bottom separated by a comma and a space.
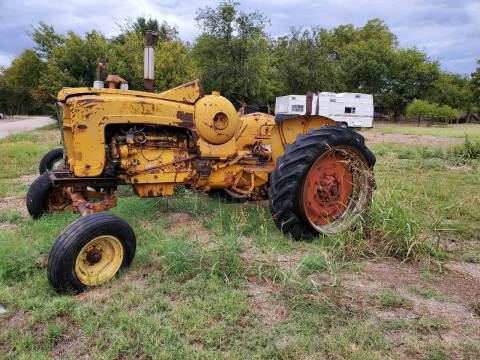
104, 124, 196, 197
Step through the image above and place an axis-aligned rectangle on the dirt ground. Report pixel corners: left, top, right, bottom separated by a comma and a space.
359, 131, 464, 145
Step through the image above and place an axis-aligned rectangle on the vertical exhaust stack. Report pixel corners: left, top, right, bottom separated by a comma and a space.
93, 59, 108, 89
144, 31, 159, 92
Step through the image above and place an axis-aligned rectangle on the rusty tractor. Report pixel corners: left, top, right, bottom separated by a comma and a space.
27, 32, 376, 293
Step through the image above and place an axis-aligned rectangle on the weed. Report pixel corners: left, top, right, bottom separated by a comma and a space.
471, 300, 480, 316
378, 290, 413, 309
409, 287, 451, 302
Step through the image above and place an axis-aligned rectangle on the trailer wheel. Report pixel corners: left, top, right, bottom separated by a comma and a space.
26, 173, 71, 219
47, 213, 136, 294
39, 148, 65, 174
268, 126, 376, 240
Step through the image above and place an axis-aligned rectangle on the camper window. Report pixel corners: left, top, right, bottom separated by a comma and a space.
345, 107, 356, 114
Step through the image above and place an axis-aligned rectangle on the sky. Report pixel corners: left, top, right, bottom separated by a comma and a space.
0, 0, 479, 75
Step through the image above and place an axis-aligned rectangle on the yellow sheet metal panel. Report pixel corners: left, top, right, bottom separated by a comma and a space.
194, 95, 238, 145
66, 95, 194, 177
271, 116, 337, 164
196, 136, 237, 159
235, 112, 275, 151
57, 79, 203, 104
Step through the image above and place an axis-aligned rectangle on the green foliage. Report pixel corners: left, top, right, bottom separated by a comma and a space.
192, 1, 272, 102
30, 22, 65, 59
428, 72, 475, 112
0, 50, 48, 114
40, 30, 109, 99
472, 59, 480, 102
380, 48, 440, 119
407, 99, 435, 124
451, 137, 480, 161
378, 290, 412, 309
407, 99, 458, 124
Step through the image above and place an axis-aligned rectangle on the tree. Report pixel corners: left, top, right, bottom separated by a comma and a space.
38, 30, 109, 101
273, 28, 343, 96
407, 100, 457, 125
428, 72, 474, 113
339, 19, 397, 98
192, 1, 272, 103
115, 17, 179, 43
379, 48, 439, 120
431, 104, 458, 124
107, 20, 197, 92
0, 49, 47, 114
30, 22, 65, 59
407, 99, 434, 126
472, 60, 480, 105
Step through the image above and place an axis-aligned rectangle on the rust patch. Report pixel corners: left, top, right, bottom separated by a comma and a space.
181, 80, 197, 89
76, 98, 103, 105
176, 111, 194, 127
305, 91, 313, 115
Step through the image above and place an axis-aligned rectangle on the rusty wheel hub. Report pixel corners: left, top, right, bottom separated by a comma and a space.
302, 151, 353, 226
85, 247, 103, 264
48, 188, 72, 212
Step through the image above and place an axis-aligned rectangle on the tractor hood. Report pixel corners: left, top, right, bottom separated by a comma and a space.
57, 79, 204, 105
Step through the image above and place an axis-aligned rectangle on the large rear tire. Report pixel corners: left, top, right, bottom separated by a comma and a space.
268, 126, 376, 240
47, 213, 136, 294
39, 148, 65, 174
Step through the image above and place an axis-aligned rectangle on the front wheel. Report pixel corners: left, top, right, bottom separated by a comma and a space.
268, 126, 376, 240
39, 148, 65, 174
47, 213, 136, 294
26, 172, 72, 219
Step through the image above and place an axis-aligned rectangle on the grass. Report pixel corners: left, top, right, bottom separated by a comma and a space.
0, 124, 479, 358
0, 123, 61, 197
409, 287, 452, 302
368, 123, 480, 140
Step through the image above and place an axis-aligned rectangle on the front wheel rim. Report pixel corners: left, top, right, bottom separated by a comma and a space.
75, 235, 124, 286
301, 146, 372, 234
50, 158, 65, 170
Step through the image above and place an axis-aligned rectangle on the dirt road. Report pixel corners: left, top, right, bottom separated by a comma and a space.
0, 116, 55, 139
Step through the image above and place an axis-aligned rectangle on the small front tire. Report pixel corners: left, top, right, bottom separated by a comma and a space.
39, 148, 65, 174
47, 213, 136, 294
26, 172, 71, 219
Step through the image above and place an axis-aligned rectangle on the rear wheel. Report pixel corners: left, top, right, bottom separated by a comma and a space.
39, 148, 64, 174
47, 213, 136, 293
268, 126, 376, 240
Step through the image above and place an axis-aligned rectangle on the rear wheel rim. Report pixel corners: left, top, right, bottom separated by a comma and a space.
75, 235, 124, 286
301, 146, 371, 234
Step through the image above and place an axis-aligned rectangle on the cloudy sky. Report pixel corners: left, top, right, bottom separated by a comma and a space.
0, 0, 478, 74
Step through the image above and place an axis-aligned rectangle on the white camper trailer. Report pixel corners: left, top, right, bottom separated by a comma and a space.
275, 92, 374, 128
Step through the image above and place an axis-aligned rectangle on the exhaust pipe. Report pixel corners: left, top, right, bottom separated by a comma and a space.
144, 31, 159, 92
93, 59, 108, 89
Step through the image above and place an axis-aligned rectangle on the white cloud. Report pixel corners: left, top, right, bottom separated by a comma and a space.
0, 52, 15, 68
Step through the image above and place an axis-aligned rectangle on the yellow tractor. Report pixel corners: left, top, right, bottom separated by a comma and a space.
27, 33, 376, 293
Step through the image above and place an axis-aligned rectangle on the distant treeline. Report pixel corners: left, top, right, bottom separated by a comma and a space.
0, 0, 479, 121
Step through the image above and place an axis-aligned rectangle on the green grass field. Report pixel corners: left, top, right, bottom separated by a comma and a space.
1, 124, 479, 359
367, 123, 480, 140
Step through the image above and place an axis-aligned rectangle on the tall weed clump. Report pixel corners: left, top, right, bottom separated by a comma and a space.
363, 190, 430, 260
449, 137, 480, 162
